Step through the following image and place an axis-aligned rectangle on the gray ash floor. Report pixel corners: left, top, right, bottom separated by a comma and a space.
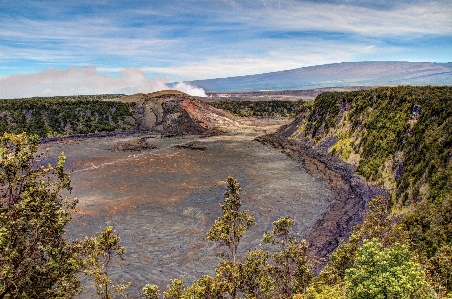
42, 132, 333, 298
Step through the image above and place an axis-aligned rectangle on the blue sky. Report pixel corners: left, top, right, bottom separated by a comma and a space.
0, 0, 451, 97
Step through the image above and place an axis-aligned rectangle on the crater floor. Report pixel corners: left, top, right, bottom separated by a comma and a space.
42, 132, 333, 298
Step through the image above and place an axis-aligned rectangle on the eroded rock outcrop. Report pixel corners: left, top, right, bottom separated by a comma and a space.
116, 90, 290, 136
116, 91, 210, 135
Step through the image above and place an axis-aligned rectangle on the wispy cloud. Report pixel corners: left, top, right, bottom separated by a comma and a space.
0, 68, 206, 99
0, 0, 450, 94
235, 1, 452, 37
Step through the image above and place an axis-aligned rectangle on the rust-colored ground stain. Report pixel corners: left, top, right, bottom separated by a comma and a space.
42, 134, 333, 298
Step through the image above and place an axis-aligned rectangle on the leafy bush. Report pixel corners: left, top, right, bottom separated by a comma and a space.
345, 239, 434, 299
0, 132, 130, 299
0, 133, 82, 298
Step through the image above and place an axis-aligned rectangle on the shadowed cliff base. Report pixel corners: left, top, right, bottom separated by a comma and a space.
256, 134, 388, 261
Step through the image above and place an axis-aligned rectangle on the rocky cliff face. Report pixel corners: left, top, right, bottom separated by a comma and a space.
118, 91, 210, 135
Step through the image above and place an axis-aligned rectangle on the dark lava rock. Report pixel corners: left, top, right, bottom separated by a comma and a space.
173, 141, 206, 151
111, 138, 157, 151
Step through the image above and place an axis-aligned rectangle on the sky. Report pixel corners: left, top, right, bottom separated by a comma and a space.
1, 0, 451, 98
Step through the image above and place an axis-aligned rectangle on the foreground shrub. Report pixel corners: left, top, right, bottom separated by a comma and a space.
345, 239, 434, 299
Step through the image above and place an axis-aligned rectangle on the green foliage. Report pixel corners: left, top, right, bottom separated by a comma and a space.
181, 275, 222, 299
207, 176, 256, 264
305, 281, 345, 299
401, 194, 452, 261
0, 132, 131, 299
305, 92, 344, 138
0, 97, 135, 137
0, 133, 82, 298
214, 259, 241, 299
292, 86, 452, 287
83, 226, 131, 299
209, 100, 311, 118
238, 249, 273, 299
425, 242, 452, 296
163, 277, 185, 299
317, 197, 406, 286
345, 239, 434, 299
302, 86, 452, 195
329, 131, 353, 160
206, 176, 256, 299
261, 216, 313, 298
141, 284, 160, 299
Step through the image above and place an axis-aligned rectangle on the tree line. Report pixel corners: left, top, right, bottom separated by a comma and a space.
209, 100, 312, 118
0, 98, 135, 137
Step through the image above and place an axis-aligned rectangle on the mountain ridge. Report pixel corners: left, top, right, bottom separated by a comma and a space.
187, 61, 452, 92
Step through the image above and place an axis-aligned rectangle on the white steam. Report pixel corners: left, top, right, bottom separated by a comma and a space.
170, 82, 208, 97
0, 67, 207, 99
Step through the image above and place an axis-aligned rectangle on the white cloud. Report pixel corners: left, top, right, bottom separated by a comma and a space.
232, 1, 452, 37
0, 67, 206, 99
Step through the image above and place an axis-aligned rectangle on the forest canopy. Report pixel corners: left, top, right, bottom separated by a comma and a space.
0, 96, 135, 137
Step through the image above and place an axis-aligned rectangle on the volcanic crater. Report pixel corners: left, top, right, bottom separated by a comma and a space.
41, 91, 348, 298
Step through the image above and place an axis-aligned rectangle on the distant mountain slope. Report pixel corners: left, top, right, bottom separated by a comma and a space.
188, 61, 452, 92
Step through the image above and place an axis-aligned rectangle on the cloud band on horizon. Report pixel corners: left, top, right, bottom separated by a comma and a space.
0, 67, 207, 99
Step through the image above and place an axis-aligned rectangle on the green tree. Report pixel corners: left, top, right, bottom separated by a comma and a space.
426, 242, 452, 297
0, 133, 82, 298
238, 249, 274, 299
83, 226, 131, 299
162, 277, 186, 299
345, 239, 434, 299
181, 275, 222, 299
207, 175, 256, 299
261, 216, 313, 298
304, 282, 345, 299
317, 196, 406, 286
